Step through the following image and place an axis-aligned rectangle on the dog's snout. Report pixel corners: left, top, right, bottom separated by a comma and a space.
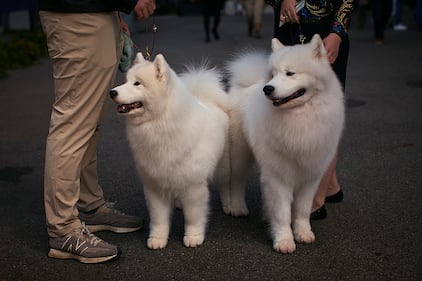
263, 85, 275, 96
109, 90, 118, 99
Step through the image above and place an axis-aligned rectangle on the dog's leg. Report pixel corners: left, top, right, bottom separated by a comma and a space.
229, 145, 253, 217
144, 187, 172, 250
261, 175, 296, 254
292, 180, 318, 244
180, 184, 210, 248
218, 134, 253, 216
227, 167, 250, 217
214, 157, 250, 217
213, 150, 234, 215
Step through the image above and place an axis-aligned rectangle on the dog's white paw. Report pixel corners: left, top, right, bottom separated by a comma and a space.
147, 237, 168, 250
183, 234, 204, 248
294, 229, 315, 244
273, 239, 296, 254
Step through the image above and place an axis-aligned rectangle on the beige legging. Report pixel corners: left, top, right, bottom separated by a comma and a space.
39, 11, 123, 237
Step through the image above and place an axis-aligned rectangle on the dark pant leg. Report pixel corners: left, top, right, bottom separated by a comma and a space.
372, 0, 392, 39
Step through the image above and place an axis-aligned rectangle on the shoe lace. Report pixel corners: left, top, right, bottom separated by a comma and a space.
70, 223, 103, 246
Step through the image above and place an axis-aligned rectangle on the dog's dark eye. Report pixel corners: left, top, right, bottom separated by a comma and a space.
134, 81, 141, 86
286, 71, 295, 76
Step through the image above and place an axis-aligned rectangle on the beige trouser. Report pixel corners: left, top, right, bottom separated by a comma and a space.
242, 0, 265, 25
39, 11, 123, 237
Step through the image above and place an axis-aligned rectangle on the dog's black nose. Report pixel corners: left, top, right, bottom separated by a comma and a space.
263, 85, 275, 96
109, 90, 118, 99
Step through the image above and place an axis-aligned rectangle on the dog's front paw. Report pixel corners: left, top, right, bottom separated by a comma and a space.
294, 229, 315, 244
293, 220, 315, 244
273, 239, 296, 254
147, 237, 168, 250
183, 234, 204, 248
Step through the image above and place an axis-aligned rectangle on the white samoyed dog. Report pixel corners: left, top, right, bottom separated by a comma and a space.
110, 53, 248, 250
227, 34, 345, 253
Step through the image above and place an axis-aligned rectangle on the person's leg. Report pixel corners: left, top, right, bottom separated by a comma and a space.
78, 13, 124, 212
332, 35, 350, 89
212, 12, 221, 39
372, 0, 386, 43
357, 0, 369, 28
311, 153, 338, 216
394, 0, 403, 25
383, 0, 393, 28
415, 0, 422, 29
41, 11, 122, 238
326, 169, 341, 197
203, 14, 211, 42
252, 0, 265, 38
242, 0, 254, 36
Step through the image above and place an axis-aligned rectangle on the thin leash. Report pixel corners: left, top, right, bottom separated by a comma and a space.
298, 22, 306, 44
133, 15, 158, 61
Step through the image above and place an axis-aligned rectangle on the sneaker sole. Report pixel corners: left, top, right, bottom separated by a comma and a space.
48, 248, 119, 264
86, 224, 143, 234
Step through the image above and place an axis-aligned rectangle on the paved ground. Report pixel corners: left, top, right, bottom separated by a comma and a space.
0, 11, 421, 281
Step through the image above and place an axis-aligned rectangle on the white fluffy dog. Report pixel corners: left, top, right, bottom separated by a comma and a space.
110, 53, 247, 249
227, 34, 345, 253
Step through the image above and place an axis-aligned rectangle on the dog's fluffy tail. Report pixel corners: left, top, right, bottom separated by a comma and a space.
181, 63, 229, 107
226, 52, 269, 89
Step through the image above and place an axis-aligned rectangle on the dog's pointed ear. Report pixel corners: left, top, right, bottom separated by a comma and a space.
134, 52, 145, 64
271, 38, 285, 52
153, 54, 168, 80
310, 34, 327, 60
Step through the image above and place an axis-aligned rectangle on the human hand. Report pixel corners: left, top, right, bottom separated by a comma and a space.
280, 0, 300, 23
323, 33, 342, 64
134, 0, 156, 20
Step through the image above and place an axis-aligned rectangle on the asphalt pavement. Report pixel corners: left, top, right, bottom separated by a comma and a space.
0, 11, 421, 281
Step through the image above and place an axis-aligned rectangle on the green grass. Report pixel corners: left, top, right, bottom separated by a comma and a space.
0, 30, 47, 78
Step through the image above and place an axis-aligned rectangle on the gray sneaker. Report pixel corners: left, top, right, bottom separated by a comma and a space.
79, 202, 144, 234
48, 224, 120, 264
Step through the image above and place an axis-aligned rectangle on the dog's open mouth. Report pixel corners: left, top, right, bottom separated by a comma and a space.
117, 102, 143, 113
272, 88, 306, 106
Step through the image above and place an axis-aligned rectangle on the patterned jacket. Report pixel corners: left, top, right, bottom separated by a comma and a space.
300, 0, 354, 38
266, 0, 355, 39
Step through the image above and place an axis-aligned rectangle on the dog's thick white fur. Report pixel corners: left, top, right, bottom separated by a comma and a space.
110, 53, 247, 249
227, 34, 345, 253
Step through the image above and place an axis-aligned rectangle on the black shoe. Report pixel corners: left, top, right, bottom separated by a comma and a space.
325, 189, 344, 203
310, 205, 327, 220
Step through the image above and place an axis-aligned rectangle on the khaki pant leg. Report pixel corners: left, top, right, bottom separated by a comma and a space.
253, 0, 265, 25
40, 11, 123, 237
242, 0, 254, 20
